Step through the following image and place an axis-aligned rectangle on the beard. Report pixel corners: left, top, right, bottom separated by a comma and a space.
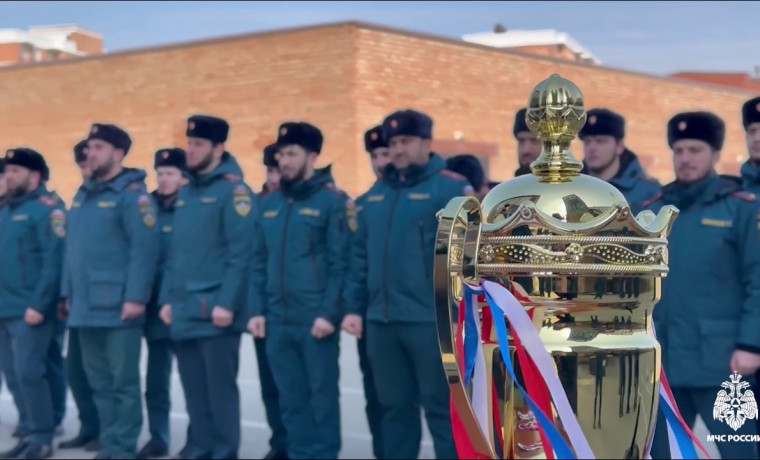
8, 176, 31, 197
189, 150, 215, 173
587, 154, 617, 176
280, 162, 308, 188
90, 156, 116, 181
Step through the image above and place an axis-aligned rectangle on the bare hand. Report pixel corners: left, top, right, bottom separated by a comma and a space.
341, 314, 363, 339
212, 306, 234, 328
121, 302, 145, 321
25, 308, 44, 326
311, 317, 336, 340
160, 304, 172, 325
248, 316, 266, 338
731, 350, 760, 375
57, 302, 70, 321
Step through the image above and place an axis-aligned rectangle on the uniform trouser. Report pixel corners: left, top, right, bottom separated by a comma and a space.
47, 323, 67, 427
253, 336, 288, 454
366, 321, 457, 460
78, 327, 143, 459
357, 318, 384, 459
66, 328, 100, 439
175, 334, 241, 460
0, 331, 28, 433
144, 338, 173, 449
650, 387, 759, 459
0, 318, 55, 445
266, 323, 341, 460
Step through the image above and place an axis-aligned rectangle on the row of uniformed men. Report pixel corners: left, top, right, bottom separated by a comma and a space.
2, 93, 760, 460
0, 108, 475, 460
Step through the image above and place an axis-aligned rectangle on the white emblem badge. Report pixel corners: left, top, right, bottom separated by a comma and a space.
713, 372, 758, 431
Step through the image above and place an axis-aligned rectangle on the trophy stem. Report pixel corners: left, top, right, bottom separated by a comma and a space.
530, 140, 583, 181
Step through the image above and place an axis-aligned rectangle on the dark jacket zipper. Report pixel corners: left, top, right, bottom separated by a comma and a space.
17, 237, 27, 286
280, 201, 294, 323
382, 190, 402, 322
309, 233, 323, 287
418, 221, 430, 279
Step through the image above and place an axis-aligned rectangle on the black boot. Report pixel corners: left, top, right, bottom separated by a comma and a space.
11, 426, 29, 439
84, 438, 102, 452
59, 432, 98, 449
137, 440, 169, 459
262, 449, 289, 459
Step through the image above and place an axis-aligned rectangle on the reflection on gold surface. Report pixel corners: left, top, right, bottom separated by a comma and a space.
434, 74, 679, 459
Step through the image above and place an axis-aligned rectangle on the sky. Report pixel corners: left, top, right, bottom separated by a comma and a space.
1, 1, 758, 77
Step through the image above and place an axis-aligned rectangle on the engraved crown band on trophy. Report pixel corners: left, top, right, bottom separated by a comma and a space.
434, 74, 680, 458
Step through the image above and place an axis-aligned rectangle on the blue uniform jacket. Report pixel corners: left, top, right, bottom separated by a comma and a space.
249, 166, 351, 327
645, 174, 760, 388
584, 149, 661, 215
345, 153, 472, 323
144, 191, 177, 341
0, 186, 66, 319
159, 153, 255, 340
62, 168, 160, 328
741, 160, 760, 195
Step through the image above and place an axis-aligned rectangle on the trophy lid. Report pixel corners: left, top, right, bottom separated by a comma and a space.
481, 74, 629, 226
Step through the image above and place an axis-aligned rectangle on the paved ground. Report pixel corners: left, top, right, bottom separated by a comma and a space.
0, 332, 435, 459
0, 332, 719, 459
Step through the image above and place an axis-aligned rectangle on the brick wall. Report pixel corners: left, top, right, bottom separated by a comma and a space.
69, 31, 104, 55
0, 22, 755, 203
0, 43, 20, 64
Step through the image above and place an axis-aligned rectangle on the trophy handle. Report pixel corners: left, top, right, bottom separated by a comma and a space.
434, 196, 496, 458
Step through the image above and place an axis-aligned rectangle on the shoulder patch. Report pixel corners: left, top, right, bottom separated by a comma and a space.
641, 192, 664, 209
233, 184, 252, 217
346, 198, 358, 233
324, 182, 347, 196
50, 209, 66, 238
439, 169, 467, 182
38, 194, 59, 207
138, 194, 156, 227
731, 190, 757, 203
224, 173, 242, 183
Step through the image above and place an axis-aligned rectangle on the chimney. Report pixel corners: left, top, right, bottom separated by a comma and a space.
493, 23, 507, 34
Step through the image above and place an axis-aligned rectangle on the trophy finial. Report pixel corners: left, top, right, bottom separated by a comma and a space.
526, 73, 586, 180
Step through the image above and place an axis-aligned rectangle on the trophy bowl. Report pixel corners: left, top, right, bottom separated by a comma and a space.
435, 74, 679, 459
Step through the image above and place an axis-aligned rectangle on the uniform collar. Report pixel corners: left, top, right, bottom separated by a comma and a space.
189, 152, 245, 187
7, 184, 46, 208
83, 167, 147, 194
382, 153, 445, 188
280, 165, 334, 200
741, 160, 760, 188
662, 173, 727, 209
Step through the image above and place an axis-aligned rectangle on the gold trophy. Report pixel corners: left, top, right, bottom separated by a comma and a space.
434, 74, 680, 459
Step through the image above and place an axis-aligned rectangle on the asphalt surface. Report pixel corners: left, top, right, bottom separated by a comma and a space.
0, 332, 720, 459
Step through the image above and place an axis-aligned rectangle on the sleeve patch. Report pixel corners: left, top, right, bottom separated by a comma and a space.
51, 209, 66, 238
346, 198, 358, 233
233, 185, 252, 217
138, 194, 156, 227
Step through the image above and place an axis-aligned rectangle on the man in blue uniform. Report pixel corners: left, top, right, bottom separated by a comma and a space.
647, 111, 760, 460
63, 123, 160, 459
513, 107, 541, 177
0, 157, 31, 443
341, 124, 390, 459
159, 115, 254, 460
249, 122, 350, 460
343, 109, 471, 459
58, 139, 101, 453
741, 96, 760, 194
445, 154, 489, 200
579, 108, 661, 215
252, 142, 289, 460
0, 148, 65, 459
135, 147, 189, 459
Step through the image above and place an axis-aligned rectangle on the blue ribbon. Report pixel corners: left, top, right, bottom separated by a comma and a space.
463, 292, 479, 387
478, 286, 578, 459
660, 394, 699, 459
